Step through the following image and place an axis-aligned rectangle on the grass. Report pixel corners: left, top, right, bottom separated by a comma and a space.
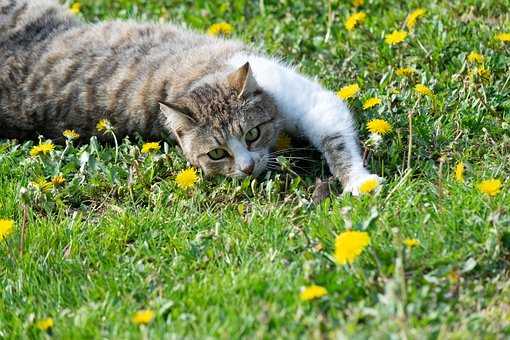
1, 0, 510, 338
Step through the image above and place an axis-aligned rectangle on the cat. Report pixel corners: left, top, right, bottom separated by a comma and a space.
0, 0, 381, 194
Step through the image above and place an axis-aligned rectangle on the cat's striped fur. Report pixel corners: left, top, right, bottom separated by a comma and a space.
0, 0, 247, 140
0, 0, 380, 193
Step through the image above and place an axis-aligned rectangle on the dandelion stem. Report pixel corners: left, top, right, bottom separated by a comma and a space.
110, 130, 119, 163
19, 203, 29, 256
406, 99, 420, 170
56, 141, 70, 174
259, 0, 265, 16
324, 0, 333, 42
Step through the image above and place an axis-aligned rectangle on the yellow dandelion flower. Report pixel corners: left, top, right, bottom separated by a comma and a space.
495, 33, 510, 42
176, 168, 199, 189
454, 162, 465, 182
359, 178, 379, 194
335, 231, 370, 265
366, 119, 392, 135
447, 271, 460, 283
96, 119, 112, 132
132, 309, 155, 325
477, 66, 491, 81
405, 8, 426, 30
275, 133, 292, 151
51, 176, 66, 186
352, 0, 364, 7
415, 84, 433, 96
385, 30, 408, 45
299, 285, 328, 301
0, 219, 14, 240
467, 51, 485, 64
30, 142, 55, 157
404, 238, 420, 249
141, 142, 161, 154
396, 67, 416, 77
63, 129, 80, 140
33, 178, 54, 192
70, 3, 80, 14
478, 179, 502, 196
345, 12, 366, 31
207, 22, 233, 36
362, 97, 381, 109
35, 318, 54, 331
337, 84, 360, 100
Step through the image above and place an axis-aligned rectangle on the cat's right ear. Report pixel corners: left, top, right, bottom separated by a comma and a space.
159, 102, 195, 138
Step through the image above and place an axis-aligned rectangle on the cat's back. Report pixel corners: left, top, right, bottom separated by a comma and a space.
0, 0, 246, 140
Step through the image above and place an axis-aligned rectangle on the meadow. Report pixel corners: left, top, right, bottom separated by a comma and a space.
1, 0, 510, 338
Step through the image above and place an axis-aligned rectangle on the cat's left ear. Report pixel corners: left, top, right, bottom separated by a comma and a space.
159, 101, 196, 145
227, 62, 259, 98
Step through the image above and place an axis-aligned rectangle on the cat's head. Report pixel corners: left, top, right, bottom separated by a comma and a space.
160, 62, 282, 178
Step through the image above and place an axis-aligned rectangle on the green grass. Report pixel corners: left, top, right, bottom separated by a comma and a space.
1, 0, 510, 338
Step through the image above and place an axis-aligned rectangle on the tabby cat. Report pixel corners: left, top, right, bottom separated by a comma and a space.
0, 0, 381, 194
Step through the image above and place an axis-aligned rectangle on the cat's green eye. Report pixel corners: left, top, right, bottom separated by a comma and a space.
245, 127, 260, 143
207, 148, 228, 160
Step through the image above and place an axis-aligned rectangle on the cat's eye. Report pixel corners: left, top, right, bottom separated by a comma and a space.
245, 127, 260, 143
207, 148, 228, 160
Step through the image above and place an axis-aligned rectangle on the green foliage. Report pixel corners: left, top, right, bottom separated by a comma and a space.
1, 0, 510, 338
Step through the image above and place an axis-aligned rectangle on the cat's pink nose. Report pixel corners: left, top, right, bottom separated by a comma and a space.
241, 161, 255, 175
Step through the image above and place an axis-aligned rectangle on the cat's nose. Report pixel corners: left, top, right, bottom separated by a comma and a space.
241, 160, 255, 175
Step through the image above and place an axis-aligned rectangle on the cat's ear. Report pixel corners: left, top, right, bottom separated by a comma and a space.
227, 62, 259, 98
159, 102, 195, 137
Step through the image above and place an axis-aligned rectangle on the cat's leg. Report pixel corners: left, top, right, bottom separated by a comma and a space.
228, 54, 381, 195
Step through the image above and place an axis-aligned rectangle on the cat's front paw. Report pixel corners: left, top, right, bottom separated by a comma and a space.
342, 173, 384, 196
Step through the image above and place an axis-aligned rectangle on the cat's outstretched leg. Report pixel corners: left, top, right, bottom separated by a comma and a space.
228, 54, 382, 195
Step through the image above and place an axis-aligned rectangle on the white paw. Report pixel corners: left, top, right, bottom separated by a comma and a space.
343, 173, 384, 196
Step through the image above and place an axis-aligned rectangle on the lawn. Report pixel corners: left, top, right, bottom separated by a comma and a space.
1, 0, 510, 338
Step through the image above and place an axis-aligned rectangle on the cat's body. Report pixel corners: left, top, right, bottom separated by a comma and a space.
0, 0, 380, 194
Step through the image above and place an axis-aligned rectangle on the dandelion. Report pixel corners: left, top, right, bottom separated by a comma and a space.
0, 219, 14, 240
33, 178, 54, 192
207, 22, 233, 36
404, 238, 420, 249
176, 168, 199, 189
478, 179, 502, 196
359, 178, 379, 194
415, 84, 433, 96
405, 8, 426, 30
352, 0, 364, 6
345, 12, 366, 31
454, 162, 465, 182
385, 30, 407, 45
337, 84, 360, 100
477, 66, 491, 81
275, 133, 292, 151
96, 119, 112, 132
30, 142, 55, 157
447, 271, 460, 283
63, 129, 80, 140
396, 67, 416, 77
495, 33, 510, 42
467, 51, 484, 64
299, 285, 328, 301
362, 97, 381, 109
51, 176, 66, 186
69, 2, 80, 14
367, 119, 392, 135
141, 142, 161, 154
335, 231, 370, 265
35, 318, 54, 331
132, 309, 155, 325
